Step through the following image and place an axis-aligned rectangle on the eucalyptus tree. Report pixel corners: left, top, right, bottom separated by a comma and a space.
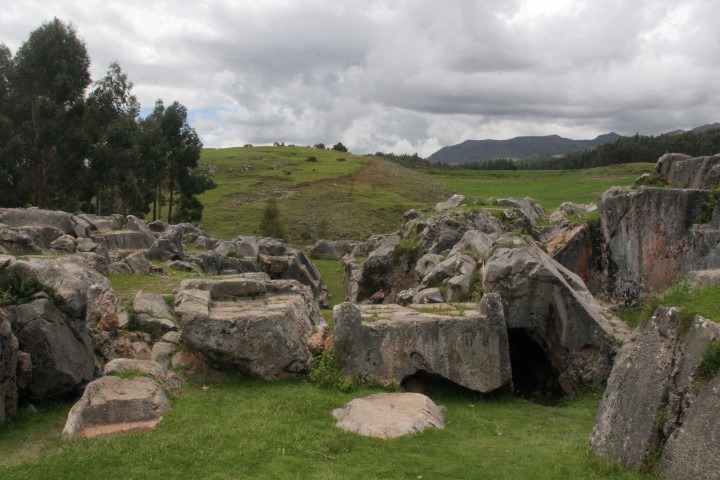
84, 62, 151, 215
10, 18, 91, 209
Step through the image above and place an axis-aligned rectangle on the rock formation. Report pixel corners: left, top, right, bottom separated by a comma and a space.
175, 276, 326, 380
589, 307, 720, 476
334, 294, 511, 393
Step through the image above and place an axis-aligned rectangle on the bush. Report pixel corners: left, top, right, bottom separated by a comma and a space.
306, 156, 318, 162
307, 353, 355, 392
0, 270, 60, 307
260, 199, 285, 239
395, 237, 421, 263
698, 341, 720, 382
336, 157, 346, 162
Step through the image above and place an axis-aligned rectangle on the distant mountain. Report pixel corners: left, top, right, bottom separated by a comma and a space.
427, 133, 622, 164
665, 123, 720, 136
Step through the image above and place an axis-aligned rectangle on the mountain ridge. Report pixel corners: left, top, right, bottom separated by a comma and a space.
427, 133, 622, 164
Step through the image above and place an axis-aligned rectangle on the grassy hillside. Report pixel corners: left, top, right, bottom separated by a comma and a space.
197, 146, 452, 242
197, 147, 653, 243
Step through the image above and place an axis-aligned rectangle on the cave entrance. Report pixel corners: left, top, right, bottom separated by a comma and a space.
401, 370, 476, 398
507, 328, 562, 404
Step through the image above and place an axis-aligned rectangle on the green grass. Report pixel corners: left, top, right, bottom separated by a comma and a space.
613, 280, 720, 330
196, 146, 452, 242
107, 268, 200, 299
0, 375, 655, 480
428, 163, 655, 210
311, 258, 346, 330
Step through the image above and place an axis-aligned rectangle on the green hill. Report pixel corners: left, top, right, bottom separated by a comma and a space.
197, 146, 452, 242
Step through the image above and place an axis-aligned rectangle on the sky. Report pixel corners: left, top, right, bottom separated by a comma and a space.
2, 0, 720, 157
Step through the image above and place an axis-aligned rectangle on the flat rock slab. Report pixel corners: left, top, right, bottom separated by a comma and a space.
333, 393, 445, 439
62, 375, 171, 439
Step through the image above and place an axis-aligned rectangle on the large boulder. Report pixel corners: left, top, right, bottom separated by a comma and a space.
103, 358, 182, 396
0, 226, 41, 254
260, 250, 329, 307
108, 251, 152, 275
655, 153, 720, 189
0, 308, 20, 423
131, 292, 177, 338
308, 239, 357, 259
0, 256, 117, 323
147, 225, 184, 261
62, 375, 171, 439
483, 239, 618, 394
333, 294, 511, 393
175, 277, 325, 380
589, 307, 720, 475
0, 208, 81, 237
601, 186, 720, 304
332, 393, 445, 439
3, 297, 96, 398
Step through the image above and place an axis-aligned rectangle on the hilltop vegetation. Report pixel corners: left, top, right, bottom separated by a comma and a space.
197, 145, 453, 242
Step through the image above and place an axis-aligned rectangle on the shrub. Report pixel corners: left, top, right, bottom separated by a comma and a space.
306, 156, 318, 162
336, 157, 346, 162
0, 270, 60, 307
395, 236, 421, 263
307, 352, 355, 392
260, 199, 285, 239
698, 341, 720, 382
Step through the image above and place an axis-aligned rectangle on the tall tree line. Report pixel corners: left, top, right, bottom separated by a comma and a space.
0, 18, 213, 223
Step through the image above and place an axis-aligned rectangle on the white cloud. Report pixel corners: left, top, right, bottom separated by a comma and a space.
2, 0, 720, 155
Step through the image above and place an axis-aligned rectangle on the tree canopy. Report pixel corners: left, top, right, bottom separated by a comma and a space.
0, 19, 213, 221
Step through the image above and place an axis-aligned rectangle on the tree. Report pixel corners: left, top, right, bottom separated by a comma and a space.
260, 199, 285, 239
10, 18, 91, 209
141, 100, 205, 223
332, 142, 348, 152
313, 143, 326, 149
83, 62, 150, 215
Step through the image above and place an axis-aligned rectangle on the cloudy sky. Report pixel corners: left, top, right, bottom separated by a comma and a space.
3, 0, 719, 156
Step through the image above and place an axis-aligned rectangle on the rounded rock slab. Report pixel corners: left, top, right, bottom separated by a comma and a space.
332, 392, 445, 439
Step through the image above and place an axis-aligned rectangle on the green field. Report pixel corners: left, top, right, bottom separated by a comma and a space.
427, 163, 655, 210
0, 375, 654, 480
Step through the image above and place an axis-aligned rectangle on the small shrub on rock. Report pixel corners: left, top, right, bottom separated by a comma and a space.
308, 352, 355, 392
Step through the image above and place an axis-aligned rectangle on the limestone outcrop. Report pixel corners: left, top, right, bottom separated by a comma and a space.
600, 186, 720, 303
0, 308, 20, 424
332, 393, 445, 439
482, 240, 618, 394
175, 277, 325, 380
333, 294, 511, 393
655, 152, 720, 189
3, 297, 96, 398
589, 307, 720, 477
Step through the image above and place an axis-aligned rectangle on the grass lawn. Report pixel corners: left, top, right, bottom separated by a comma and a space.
428, 163, 655, 210
0, 375, 656, 480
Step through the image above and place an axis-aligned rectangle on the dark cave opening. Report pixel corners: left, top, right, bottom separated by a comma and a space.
401, 370, 476, 397
507, 328, 563, 404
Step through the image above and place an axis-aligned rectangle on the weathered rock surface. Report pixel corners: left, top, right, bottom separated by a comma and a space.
0, 308, 20, 424
109, 251, 152, 275
655, 152, 720, 189
589, 307, 720, 475
103, 358, 182, 396
132, 292, 177, 338
0, 256, 117, 322
0, 208, 80, 236
3, 297, 96, 398
483, 240, 617, 394
175, 277, 325, 380
545, 224, 594, 283
601, 186, 720, 303
62, 375, 171, 439
658, 374, 720, 480
308, 239, 357, 259
151, 331, 181, 366
333, 294, 511, 393
435, 194, 466, 212
684, 269, 720, 288
332, 392, 445, 439
147, 225, 184, 261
